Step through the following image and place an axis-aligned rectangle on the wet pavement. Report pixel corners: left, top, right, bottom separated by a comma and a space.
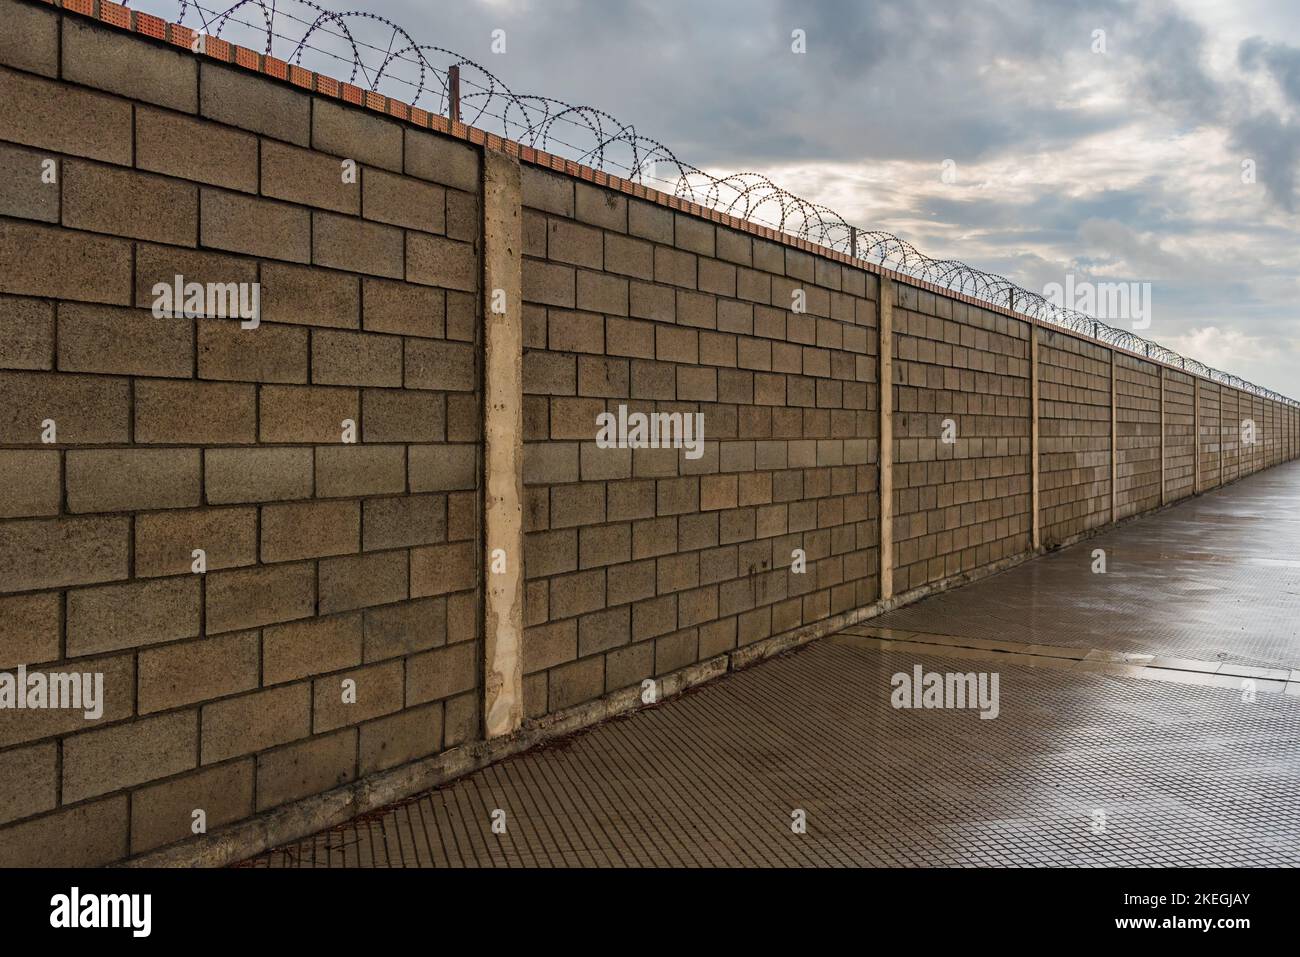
246, 463, 1300, 867
874, 461, 1300, 672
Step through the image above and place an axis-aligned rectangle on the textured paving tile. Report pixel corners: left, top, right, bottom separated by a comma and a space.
246, 638, 1300, 868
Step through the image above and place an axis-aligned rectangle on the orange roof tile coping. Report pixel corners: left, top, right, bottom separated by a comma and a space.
36, 0, 1296, 401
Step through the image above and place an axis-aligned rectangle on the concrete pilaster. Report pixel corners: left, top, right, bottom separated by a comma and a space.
878, 277, 894, 601
1110, 349, 1118, 521
482, 148, 524, 739
1031, 323, 1041, 549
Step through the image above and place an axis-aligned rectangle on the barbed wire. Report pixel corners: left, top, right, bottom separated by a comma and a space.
131, 0, 1294, 405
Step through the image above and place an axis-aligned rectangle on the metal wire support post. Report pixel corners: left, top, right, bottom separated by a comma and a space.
448, 64, 461, 123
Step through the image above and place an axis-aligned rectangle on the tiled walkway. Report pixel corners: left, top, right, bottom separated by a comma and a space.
246, 463, 1300, 867
874, 462, 1300, 671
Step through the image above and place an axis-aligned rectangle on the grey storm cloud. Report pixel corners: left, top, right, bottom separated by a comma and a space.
1234, 36, 1300, 210
1239, 35, 1300, 104
1231, 111, 1300, 211
1125, 7, 1225, 121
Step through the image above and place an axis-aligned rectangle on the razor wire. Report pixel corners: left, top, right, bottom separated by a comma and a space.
128, 0, 1295, 405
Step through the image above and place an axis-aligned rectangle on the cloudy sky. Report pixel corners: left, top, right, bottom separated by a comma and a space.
166, 0, 1300, 395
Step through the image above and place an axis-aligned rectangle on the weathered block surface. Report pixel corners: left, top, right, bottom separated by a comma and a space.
0, 6, 482, 866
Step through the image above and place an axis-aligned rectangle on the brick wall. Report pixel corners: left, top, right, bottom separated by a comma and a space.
518, 166, 881, 715
0, 1, 482, 865
1, 0, 1296, 867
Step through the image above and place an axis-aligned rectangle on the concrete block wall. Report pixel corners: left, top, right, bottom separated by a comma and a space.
1036, 329, 1112, 546
1284, 403, 1293, 461
1222, 389, 1241, 483
1234, 392, 1251, 477
1264, 398, 1275, 467
1, 0, 1297, 866
1263, 397, 1274, 468
1198, 381, 1222, 491
1162, 370, 1195, 502
518, 166, 881, 715
1241, 396, 1257, 474
1269, 398, 1281, 466
1258, 395, 1268, 468
1283, 403, 1292, 462
1249, 396, 1266, 473
1268, 402, 1278, 466
1115, 354, 1162, 519
890, 286, 1031, 592
0, 1, 482, 865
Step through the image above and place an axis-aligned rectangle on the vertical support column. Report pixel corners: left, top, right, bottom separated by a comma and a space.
1030, 320, 1041, 550
878, 276, 894, 602
1110, 349, 1118, 521
1158, 365, 1166, 505
482, 149, 524, 739
1192, 376, 1201, 494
